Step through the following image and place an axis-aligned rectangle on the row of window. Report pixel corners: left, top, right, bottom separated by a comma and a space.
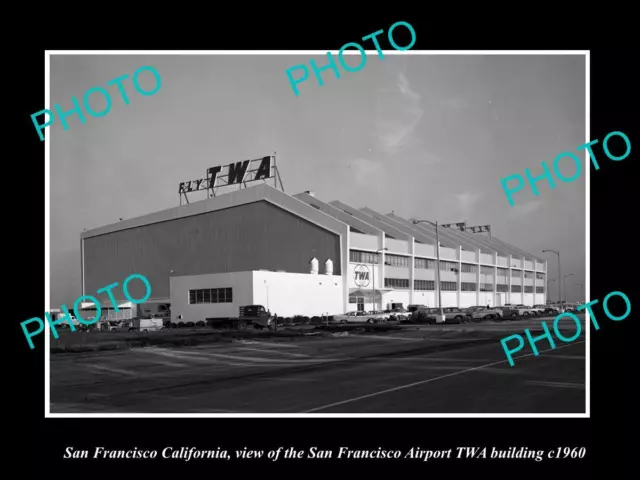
188, 288, 233, 305
383, 278, 545, 293
350, 251, 546, 278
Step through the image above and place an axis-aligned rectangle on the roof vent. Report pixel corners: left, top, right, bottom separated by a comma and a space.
304, 191, 315, 197
309, 257, 319, 274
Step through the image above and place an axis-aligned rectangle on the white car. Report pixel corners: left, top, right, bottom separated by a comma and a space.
333, 311, 381, 324
514, 305, 539, 316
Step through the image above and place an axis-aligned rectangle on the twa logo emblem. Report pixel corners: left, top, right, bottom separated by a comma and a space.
353, 264, 370, 287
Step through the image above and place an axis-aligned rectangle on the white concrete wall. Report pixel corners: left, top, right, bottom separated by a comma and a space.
414, 243, 436, 257
380, 290, 411, 310
459, 292, 477, 308
478, 292, 494, 307
480, 253, 493, 265
440, 292, 457, 307
439, 246, 458, 261
411, 290, 436, 308
494, 292, 507, 307
414, 269, 436, 280
253, 270, 343, 317
461, 250, 477, 263
170, 272, 254, 324
385, 238, 410, 254
350, 232, 379, 251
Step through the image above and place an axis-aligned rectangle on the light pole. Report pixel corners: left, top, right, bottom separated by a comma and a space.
563, 273, 574, 306
542, 249, 561, 309
373, 247, 388, 311
413, 219, 445, 323
547, 278, 556, 303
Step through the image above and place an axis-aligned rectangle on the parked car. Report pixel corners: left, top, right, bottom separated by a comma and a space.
385, 308, 410, 322
129, 318, 164, 332
411, 307, 439, 324
442, 307, 469, 324
511, 305, 539, 316
464, 306, 487, 315
333, 311, 380, 324
371, 310, 390, 322
407, 304, 427, 314
563, 303, 580, 313
104, 320, 131, 332
470, 307, 503, 321
533, 304, 559, 315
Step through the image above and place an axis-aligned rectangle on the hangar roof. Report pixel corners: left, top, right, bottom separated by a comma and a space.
81, 184, 348, 240
81, 183, 544, 264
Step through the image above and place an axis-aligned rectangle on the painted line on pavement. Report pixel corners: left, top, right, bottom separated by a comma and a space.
305, 341, 585, 413
526, 381, 585, 389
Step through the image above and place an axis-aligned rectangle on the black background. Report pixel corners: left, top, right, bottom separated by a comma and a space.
12, 12, 634, 478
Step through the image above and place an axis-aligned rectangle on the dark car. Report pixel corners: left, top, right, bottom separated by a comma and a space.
411, 307, 439, 324
533, 304, 560, 315
442, 307, 470, 324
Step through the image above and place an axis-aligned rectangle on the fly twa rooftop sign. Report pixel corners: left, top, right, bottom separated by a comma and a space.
178, 155, 280, 204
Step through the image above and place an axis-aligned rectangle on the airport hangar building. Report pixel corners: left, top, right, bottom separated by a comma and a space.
80, 183, 548, 323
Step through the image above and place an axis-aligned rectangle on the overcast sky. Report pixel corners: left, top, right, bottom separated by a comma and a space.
49, 53, 586, 306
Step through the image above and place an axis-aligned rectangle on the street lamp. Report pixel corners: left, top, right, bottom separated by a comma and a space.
373, 247, 388, 311
413, 219, 445, 323
547, 278, 556, 303
542, 249, 561, 309
563, 273, 574, 306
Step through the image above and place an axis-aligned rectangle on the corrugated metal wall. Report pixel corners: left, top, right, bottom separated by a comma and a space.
83, 201, 342, 300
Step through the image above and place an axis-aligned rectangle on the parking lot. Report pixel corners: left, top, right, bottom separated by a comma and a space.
50, 313, 587, 414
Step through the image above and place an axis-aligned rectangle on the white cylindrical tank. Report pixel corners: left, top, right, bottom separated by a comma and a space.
309, 257, 319, 274
324, 259, 333, 275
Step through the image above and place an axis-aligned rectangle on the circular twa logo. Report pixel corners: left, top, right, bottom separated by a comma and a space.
353, 264, 371, 288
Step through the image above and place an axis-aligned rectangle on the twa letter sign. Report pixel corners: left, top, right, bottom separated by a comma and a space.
178, 155, 281, 204
353, 264, 371, 288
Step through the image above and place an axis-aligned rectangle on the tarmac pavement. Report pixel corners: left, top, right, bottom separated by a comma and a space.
50, 315, 587, 414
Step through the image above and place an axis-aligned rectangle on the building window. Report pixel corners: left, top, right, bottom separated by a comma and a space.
414, 280, 435, 291
535, 272, 545, 280
496, 284, 508, 292
524, 286, 534, 293
384, 278, 410, 289
497, 268, 508, 277
385, 254, 410, 268
461, 263, 477, 273
349, 250, 379, 264
461, 282, 476, 291
511, 269, 522, 278
481, 266, 494, 275
441, 281, 457, 291
440, 261, 458, 272
511, 285, 522, 293
415, 258, 435, 269
189, 288, 233, 305
524, 271, 534, 279
536, 286, 544, 293
480, 283, 493, 292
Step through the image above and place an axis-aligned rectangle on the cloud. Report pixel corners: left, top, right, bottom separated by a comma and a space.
510, 200, 543, 217
439, 98, 469, 110
350, 158, 384, 186
372, 72, 424, 156
455, 192, 481, 214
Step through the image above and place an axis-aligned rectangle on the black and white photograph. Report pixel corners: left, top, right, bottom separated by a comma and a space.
45, 51, 588, 416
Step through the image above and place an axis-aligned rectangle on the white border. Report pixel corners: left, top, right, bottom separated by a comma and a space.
44, 50, 590, 418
